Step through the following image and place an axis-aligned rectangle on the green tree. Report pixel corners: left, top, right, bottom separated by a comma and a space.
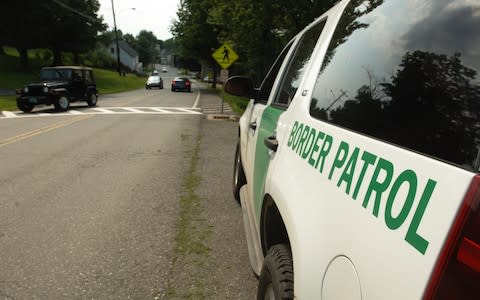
208, 0, 283, 82
136, 30, 159, 67
45, 0, 105, 65
123, 33, 137, 50
98, 30, 122, 48
172, 0, 337, 84
0, 0, 105, 68
162, 38, 176, 53
171, 0, 219, 67
0, 0, 47, 68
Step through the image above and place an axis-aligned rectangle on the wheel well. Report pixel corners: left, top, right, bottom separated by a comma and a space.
260, 195, 290, 256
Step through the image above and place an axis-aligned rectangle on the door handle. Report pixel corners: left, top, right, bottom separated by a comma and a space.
249, 121, 257, 130
264, 135, 278, 152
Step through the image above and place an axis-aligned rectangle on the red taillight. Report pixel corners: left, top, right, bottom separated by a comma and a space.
186, 81, 191, 86
457, 237, 480, 272
171, 80, 175, 84
424, 175, 480, 299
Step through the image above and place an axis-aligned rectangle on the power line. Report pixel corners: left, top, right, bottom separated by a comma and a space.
52, 0, 98, 23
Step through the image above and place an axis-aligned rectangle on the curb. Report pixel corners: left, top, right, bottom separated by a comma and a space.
206, 114, 239, 121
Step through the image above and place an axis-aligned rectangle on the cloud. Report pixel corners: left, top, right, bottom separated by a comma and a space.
404, 2, 480, 69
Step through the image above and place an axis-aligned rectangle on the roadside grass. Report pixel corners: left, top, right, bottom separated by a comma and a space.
0, 47, 146, 111
214, 86, 249, 115
94, 68, 145, 94
0, 96, 17, 110
162, 131, 213, 299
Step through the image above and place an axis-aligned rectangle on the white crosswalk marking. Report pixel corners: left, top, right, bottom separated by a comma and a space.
68, 110, 83, 115
150, 107, 169, 113
176, 108, 203, 114
94, 108, 114, 113
123, 107, 144, 113
0, 107, 210, 119
1, 111, 17, 118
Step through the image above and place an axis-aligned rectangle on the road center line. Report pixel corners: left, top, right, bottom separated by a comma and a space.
0, 115, 93, 148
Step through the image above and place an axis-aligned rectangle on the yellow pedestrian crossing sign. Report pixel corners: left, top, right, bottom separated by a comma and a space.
212, 44, 238, 69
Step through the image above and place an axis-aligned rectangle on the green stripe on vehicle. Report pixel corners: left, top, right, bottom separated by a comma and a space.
253, 106, 284, 220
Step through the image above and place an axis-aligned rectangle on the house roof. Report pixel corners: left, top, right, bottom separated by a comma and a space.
116, 40, 139, 58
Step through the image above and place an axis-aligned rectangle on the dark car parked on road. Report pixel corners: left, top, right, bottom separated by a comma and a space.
171, 77, 191, 92
16, 66, 98, 112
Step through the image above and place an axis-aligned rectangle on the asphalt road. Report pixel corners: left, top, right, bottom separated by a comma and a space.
0, 77, 257, 299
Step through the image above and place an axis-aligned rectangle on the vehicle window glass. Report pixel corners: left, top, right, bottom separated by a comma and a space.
84, 70, 92, 83
310, 0, 480, 171
274, 20, 326, 107
40, 69, 60, 80
57, 69, 72, 79
73, 70, 82, 81
256, 41, 293, 104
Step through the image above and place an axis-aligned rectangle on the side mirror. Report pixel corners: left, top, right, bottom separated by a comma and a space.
224, 76, 255, 98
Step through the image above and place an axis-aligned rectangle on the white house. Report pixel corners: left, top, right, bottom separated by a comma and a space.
109, 40, 142, 72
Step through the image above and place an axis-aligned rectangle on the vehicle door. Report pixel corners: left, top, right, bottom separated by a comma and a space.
83, 70, 95, 93
71, 69, 86, 100
242, 42, 294, 203
251, 19, 327, 219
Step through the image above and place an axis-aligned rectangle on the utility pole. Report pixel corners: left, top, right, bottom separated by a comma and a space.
111, 0, 121, 75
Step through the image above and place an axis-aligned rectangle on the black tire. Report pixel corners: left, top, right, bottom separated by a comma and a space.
54, 95, 70, 111
233, 142, 246, 204
257, 244, 294, 300
86, 92, 97, 107
17, 101, 34, 113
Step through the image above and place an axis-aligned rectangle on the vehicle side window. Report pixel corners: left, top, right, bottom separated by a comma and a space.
273, 20, 326, 108
84, 70, 93, 83
57, 69, 72, 79
309, 0, 480, 170
256, 41, 293, 104
73, 70, 83, 81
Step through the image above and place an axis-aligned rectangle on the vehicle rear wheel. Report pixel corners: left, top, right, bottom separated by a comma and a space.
17, 101, 34, 113
87, 92, 97, 107
233, 142, 246, 204
54, 96, 70, 111
257, 244, 294, 300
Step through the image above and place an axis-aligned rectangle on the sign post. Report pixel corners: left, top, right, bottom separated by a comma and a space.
219, 69, 229, 113
212, 44, 239, 114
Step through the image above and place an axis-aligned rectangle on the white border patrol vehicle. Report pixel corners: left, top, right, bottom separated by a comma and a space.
225, 0, 480, 299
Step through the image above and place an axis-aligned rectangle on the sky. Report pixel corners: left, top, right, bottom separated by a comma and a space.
97, 0, 180, 41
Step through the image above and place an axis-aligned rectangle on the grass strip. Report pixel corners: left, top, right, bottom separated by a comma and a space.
162, 132, 213, 299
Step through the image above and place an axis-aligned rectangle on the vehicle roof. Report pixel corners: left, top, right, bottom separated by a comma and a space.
42, 66, 93, 71
173, 77, 189, 80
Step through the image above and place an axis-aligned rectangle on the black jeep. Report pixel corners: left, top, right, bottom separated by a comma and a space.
17, 66, 98, 112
